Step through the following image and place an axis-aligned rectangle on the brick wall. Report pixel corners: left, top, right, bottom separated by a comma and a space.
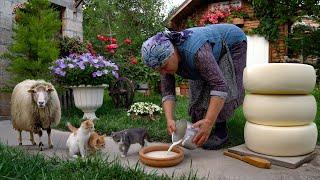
269, 24, 288, 62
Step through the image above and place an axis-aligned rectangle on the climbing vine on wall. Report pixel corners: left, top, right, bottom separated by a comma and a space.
249, 0, 320, 42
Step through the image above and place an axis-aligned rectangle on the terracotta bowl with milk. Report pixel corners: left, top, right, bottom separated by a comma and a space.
139, 144, 184, 167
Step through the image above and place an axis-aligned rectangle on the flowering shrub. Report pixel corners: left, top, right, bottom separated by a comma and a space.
198, 8, 230, 26
12, 2, 27, 14
50, 53, 119, 86
127, 102, 162, 118
196, 6, 248, 26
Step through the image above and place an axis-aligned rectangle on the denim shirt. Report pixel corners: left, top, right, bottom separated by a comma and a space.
176, 24, 246, 80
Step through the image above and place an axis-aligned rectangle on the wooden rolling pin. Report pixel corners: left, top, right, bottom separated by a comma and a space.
223, 150, 271, 169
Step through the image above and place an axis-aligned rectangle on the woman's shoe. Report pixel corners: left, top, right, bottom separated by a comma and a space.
202, 133, 228, 150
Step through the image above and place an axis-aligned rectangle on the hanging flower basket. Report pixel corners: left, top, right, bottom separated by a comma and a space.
232, 18, 244, 25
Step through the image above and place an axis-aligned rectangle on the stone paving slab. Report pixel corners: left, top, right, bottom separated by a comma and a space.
0, 120, 320, 180
228, 144, 317, 169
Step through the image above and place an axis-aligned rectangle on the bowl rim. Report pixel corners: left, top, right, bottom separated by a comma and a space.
139, 144, 184, 161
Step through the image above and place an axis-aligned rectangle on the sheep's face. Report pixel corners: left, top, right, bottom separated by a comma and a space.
28, 85, 54, 108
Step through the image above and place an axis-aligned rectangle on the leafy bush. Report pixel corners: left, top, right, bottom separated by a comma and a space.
59, 36, 87, 58
127, 102, 163, 116
5, 0, 60, 82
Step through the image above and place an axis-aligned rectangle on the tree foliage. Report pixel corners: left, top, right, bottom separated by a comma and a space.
6, 0, 61, 82
250, 0, 320, 42
83, 0, 165, 86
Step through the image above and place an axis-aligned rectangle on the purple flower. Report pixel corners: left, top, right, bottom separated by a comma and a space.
53, 67, 66, 76
93, 63, 100, 68
92, 71, 103, 77
67, 64, 75, 68
77, 62, 85, 70
95, 70, 103, 77
92, 72, 97, 77
112, 71, 119, 79
56, 59, 66, 69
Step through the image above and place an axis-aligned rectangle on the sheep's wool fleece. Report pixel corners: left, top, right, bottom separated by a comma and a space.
11, 80, 61, 132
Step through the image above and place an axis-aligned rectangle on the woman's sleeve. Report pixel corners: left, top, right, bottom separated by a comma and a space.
195, 43, 228, 100
160, 73, 176, 103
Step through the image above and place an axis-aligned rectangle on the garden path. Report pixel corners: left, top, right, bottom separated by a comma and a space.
0, 120, 319, 180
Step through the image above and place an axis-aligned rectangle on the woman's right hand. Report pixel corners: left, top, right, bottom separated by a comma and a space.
167, 119, 176, 135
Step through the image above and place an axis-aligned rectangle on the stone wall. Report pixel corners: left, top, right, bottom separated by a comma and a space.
0, 0, 83, 88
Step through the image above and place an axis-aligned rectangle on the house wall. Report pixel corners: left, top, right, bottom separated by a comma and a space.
0, 0, 83, 88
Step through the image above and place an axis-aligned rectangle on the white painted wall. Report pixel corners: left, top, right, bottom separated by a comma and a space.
246, 35, 269, 67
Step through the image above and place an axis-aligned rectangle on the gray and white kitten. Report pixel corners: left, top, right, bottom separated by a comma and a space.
111, 128, 150, 157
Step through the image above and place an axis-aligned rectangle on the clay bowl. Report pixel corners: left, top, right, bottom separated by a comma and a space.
139, 144, 184, 167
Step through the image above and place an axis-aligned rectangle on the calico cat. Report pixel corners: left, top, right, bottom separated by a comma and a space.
66, 119, 94, 158
111, 127, 150, 157
88, 132, 106, 152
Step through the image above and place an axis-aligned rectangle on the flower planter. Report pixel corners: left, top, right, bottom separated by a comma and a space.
232, 18, 244, 25
179, 83, 189, 96
71, 85, 107, 120
136, 83, 150, 96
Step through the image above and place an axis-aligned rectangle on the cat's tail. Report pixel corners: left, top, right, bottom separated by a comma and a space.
67, 122, 78, 133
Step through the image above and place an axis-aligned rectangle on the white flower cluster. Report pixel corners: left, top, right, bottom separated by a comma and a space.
127, 102, 163, 116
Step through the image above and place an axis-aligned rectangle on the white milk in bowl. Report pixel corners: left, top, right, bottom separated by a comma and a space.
145, 151, 178, 159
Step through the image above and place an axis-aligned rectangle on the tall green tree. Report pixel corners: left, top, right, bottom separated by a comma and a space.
7, 0, 61, 82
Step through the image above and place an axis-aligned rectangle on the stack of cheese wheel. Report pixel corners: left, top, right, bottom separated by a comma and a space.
243, 63, 318, 156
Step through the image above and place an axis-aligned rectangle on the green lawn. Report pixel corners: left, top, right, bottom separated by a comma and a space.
58, 88, 320, 147
0, 144, 197, 179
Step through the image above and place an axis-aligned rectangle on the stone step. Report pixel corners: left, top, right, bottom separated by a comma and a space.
0, 116, 10, 121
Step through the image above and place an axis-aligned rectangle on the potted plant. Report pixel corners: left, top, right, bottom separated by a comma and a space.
51, 53, 119, 120
127, 102, 163, 121
228, 7, 248, 25
176, 75, 189, 96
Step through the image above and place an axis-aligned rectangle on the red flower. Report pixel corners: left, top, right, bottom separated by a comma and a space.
124, 38, 132, 45
97, 35, 108, 42
130, 56, 138, 65
110, 38, 117, 44
105, 44, 118, 53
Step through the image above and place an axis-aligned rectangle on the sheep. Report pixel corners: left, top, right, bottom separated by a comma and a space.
11, 79, 61, 150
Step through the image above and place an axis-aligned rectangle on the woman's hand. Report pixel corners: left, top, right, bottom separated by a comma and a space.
167, 119, 176, 135
192, 119, 214, 146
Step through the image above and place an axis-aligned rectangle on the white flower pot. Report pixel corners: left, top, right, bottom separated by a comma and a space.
71, 85, 107, 120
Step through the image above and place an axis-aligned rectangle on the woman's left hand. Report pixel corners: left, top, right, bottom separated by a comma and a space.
192, 119, 214, 147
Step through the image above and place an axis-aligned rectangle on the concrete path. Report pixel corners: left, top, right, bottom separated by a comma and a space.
0, 120, 319, 180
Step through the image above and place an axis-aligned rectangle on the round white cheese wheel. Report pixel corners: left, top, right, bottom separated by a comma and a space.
244, 121, 318, 156
243, 63, 316, 94
243, 94, 316, 126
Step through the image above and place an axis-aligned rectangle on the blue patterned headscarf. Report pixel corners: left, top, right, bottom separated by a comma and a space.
141, 30, 192, 69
